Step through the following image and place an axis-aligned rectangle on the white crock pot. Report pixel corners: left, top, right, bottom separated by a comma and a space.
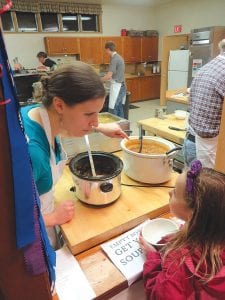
121, 136, 177, 184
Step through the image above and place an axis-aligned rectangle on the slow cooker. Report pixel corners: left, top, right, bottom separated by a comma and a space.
69, 151, 123, 206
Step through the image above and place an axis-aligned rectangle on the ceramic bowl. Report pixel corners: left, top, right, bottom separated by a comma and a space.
142, 218, 179, 247
174, 110, 187, 120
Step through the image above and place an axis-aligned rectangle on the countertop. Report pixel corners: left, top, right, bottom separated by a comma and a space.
138, 114, 186, 145
125, 73, 161, 79
53, 155, 177, 299
13, 70, 52, 77
13, 70, 160, 79
54, 161, 176, 256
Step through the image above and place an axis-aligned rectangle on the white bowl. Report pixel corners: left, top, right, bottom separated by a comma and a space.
142, 218, 179, 247
174, 110, 187, 120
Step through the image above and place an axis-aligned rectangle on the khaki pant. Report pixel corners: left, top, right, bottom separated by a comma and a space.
195, 134, 218, 168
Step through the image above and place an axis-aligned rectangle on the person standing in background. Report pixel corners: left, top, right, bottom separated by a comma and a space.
185, 39, 225, 167
37, 51, 57, 71
101, 41, 126, 118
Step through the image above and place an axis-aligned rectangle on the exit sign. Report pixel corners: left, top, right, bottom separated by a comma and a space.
174, 25, 182, 33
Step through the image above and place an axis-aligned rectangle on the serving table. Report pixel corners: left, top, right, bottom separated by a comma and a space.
54, 160, 177, 299
138, 114, 186, 145
166, 88, 189, 113
166, 88, 189, 105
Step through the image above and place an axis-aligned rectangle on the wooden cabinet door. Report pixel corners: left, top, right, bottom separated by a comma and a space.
139, 76, 160, 100
140, 76, 152, 100
141, 37, 158, 62
62, 37, 79, 54
79, 37, 103, 64
102, 37, 123, 64
149, 75, 160, 99
123, 37, 141, 63
126, 78, 140, 102
44, 37, 79, 55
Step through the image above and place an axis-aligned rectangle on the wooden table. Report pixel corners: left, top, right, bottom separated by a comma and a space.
138, 114, 186, 145
166, 88, 189, 105
54, 163, 177, 299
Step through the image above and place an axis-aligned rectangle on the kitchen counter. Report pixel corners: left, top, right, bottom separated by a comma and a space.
55, 164, 175, 255
13, 71, 52, 77
54, 161, 177, 298
125, 73, 161, 79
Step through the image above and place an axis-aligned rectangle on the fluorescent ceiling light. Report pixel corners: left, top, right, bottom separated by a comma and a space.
81, 16, 91, 21
19, 28, 37, 31
62, 16, 77, 21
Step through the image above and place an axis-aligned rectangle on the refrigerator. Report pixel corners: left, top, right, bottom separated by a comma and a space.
187, 26, 225, 86
168, 50, 190, 90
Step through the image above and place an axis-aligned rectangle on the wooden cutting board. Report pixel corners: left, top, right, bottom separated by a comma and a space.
54, 164, 177, 255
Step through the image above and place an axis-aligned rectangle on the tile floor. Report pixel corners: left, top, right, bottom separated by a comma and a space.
128, 99, 163, 135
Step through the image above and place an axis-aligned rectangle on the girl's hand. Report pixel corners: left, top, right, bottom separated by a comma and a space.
139, 232, 157, 253
52, 200, 75, 225
95, 123, 129, 139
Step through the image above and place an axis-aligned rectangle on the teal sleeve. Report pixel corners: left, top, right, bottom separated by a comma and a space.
29, 144, 53, 195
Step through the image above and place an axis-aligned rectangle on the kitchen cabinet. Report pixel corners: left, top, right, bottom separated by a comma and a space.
149, 75, 161, 99
139, 75, 160, 100
102, 36, 123, 64
141, 36, 158, 62
126, 78, 140, 102
140, 76, 153, 100
126, 75, 160, 102
79, 37, 103, 64
123, 37, 141, 63
44, 37, 79, 55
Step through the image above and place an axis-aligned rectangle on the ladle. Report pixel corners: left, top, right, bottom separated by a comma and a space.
84, 134, 97, 177
166, 146, 182, 156
138, 126, 143, 153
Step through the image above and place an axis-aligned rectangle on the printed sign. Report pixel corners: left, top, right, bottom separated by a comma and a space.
192, 59, 202, 77
174, 25, 182, 33
55, 246, 96, 300
101, 220, 150, 286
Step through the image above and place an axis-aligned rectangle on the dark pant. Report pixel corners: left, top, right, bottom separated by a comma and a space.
109, 84, 126, 118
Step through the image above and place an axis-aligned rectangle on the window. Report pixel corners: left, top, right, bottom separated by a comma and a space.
1, 11, 15, 32
81, 14, 98, 32
16, 12, 37, 32
62, 13, 79, 32
1, 11, 100, 33
40, 13, 59, 32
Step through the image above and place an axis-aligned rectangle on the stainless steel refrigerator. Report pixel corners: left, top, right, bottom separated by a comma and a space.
188, 26, 225, 86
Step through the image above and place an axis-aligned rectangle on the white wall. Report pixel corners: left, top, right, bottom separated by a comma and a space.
153, 0, 225, 58
101, 4, 155, 35
3, 0, 225, 68
3, 4, 154, 69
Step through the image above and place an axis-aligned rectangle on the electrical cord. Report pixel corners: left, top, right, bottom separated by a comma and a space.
70, 183, 174, 192
121, 183, 175, 188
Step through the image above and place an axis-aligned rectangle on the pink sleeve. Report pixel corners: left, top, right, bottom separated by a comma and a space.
143, 251, 188, 299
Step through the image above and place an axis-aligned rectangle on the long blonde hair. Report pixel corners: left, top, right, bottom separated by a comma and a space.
164, 167, 225, 282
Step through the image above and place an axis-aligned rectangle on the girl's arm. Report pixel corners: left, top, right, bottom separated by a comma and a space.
143, 251, 187, 299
